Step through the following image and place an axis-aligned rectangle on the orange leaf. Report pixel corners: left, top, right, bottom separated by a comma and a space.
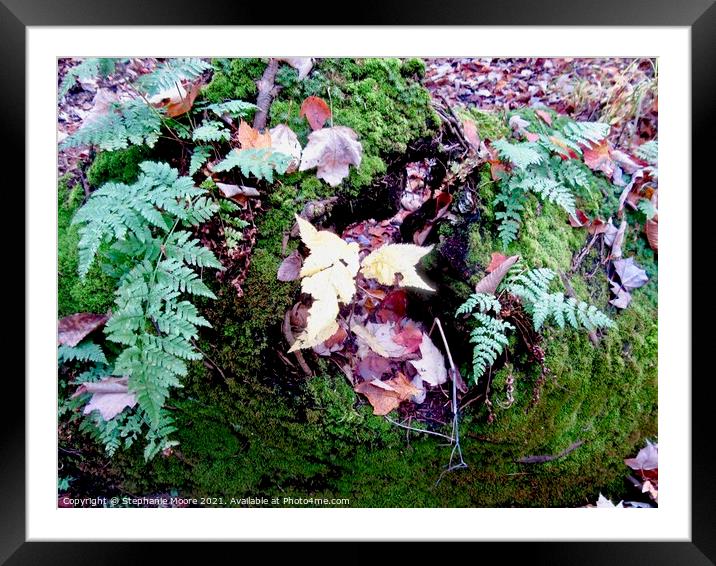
300, 96, 331, 131
238, 119, 272, 149
164, 81, 202, 118
583, 139, 615, 178
486, 252, 509, 273
354, 373, 421, 416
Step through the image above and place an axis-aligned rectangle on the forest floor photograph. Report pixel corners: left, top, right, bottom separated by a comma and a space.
56, 56, 658, 509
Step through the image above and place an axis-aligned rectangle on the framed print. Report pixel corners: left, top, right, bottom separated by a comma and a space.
6, 0, 713, 562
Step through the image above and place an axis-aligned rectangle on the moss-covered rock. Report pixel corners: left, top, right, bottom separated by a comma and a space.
86, 146, 147, 187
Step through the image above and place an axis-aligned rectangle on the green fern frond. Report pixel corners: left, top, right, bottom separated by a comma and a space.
204, 99, 258, 118
494, 183, 524, 249
189, 145, 211, 176
492, 139, 543, 170
60, 99, 162, 151
515, 176, 576, 215
164, 231, 224, 269
502, 267, 556, 304
136, 58, 212, 96
59, 58, 120, 99
635, 140, 658, 164
468, 312, 514, 384
456, 293, 502, 317
192, 121, 230, 142
561, 121, 610, 148
214, 148, 292, 182
557, 159, 591, 191
58, 342, 108, 365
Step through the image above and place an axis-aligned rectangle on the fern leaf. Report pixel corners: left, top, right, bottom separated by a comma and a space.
204, 99, 258, 118
561, 121, 610, 148
58, 342, 107, 365
136, 58, 212, 96
189, 145, 211, 176
467, 312, 514, 384
492, 139, 543, 170
456, 293, 501, 317
635, 140, 658, 164
59, 58, 120, 99
192, 120, 230, 142
214, 148, 292, 182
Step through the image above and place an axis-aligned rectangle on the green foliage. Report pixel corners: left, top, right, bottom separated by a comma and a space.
502, 267, 613, 331
492, 139, 543, 170
202, 58, 266, 103
455, 292, 501, 316
59, 58, 121, 99
60, 99, 162, 151
73, 161, 218, 278
189, 145, 212, 176
559, 120, 610, 149
493, 180, 524, 249
203, 99, 257, 118
214, 148, 292, 182
635, 140, 658, 164
72, 161, 222, 459
468, 312, 514, 384
58, 341, 108, 365
192, 121, 230, 142
136, 58, 212, 96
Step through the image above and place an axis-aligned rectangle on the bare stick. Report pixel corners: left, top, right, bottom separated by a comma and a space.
253, 59, 279, 131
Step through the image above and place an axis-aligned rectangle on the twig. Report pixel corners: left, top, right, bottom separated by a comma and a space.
191, 339, 228, 382
384, 416, 454, 442
282, 310, 312, 376
253, 59, 280, 131
516, 440, 584, 464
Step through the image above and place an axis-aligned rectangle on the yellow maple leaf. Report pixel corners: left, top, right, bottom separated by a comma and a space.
360, 243, 435, 291
289, 216, 359, 351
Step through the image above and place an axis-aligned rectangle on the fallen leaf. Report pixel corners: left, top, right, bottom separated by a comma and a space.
535, 109, 552, 126
609, 280, 632, 309
313, 325, 349, 356
613, 257, 649, 291
462, 119, 481, 150
392, 319, 423, 353
278, 57, 314, 80
277, 250, 303, 282
299, 126, 362, 186
300, 95, 332, 131
216, 182, 260, 200
568, 209, 590, 228
58, 312, 109, 347
288, 216, 359, 352
269, 124, 302, 172
238, 119, 272, 149
609, 219, 628, 259
486, 252, 509, 273
163, 81, 202, 118
354, 372, 421, 415
360, 243, 435, 291
625, 441, 658, 471
351, 322, 412, 359
72, 376, 136, 421
596, 493, 624, 508
376, 289, 408, 323
583, 139, 615, 178
475, 254, 519, 294
409, 333, 448, 386
412, 191, 453, 245
357, 354, 391, 381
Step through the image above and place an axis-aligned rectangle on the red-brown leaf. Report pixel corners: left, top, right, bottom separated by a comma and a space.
300, 96, 331, 131
475, 254, 519, 294
583, 139, 616, 178
486, 252, 509, 273
645, 218, 658, 251
58, 312, 109, 347
535, 109, 553, 126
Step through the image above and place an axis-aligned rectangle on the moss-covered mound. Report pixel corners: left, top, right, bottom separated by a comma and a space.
59, 58, 657, 507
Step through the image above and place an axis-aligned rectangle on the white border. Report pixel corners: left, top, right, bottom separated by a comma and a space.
27, 26, 690, 541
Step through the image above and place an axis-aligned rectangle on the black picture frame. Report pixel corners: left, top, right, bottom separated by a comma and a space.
6, 1, 712, 562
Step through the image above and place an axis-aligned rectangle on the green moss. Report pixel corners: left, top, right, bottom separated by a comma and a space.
58, 177, 115, 317
202, 58, 266, 103
456, 107, 510, 140
86, 146, 147, 187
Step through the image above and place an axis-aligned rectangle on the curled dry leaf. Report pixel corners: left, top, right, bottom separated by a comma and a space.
269, 124, 302, 172
351, 322, 412, 359
58, 312, 110, 347
300, 95, 332, 131
72, 376, 137, 421
608, 219, 627, 259
609, 280, 632, 309
624, 440, 658, 471
354, 372, 421, 416
376, 289, 408, 323
216, 182, 260, 200
645, 218, 658, 251
409, 333, 448, 387
475, 254, 519, 294
299, 126, 363, 187
535, 109, 553, 126
392, 319, 423, 353
462, 119, 481, 150
360, 243, 435, 291
582, 139, 616, 179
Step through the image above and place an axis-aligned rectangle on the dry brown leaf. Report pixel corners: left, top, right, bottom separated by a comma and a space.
299, 126, 362, 187
58, 312, 110, 347
278, 57, 314, 80
216, 182, 260, 200
238, 119, 272, 149
583, 139, 616, 178
486, 252, 509, 273
300, 95, 331, 131
645, 218, 658, 251
354, 373, 421, 416
462, 119, 481, 150
277, 250, 303, 282
351, 322, 412, 359
475, 254, 519, 294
